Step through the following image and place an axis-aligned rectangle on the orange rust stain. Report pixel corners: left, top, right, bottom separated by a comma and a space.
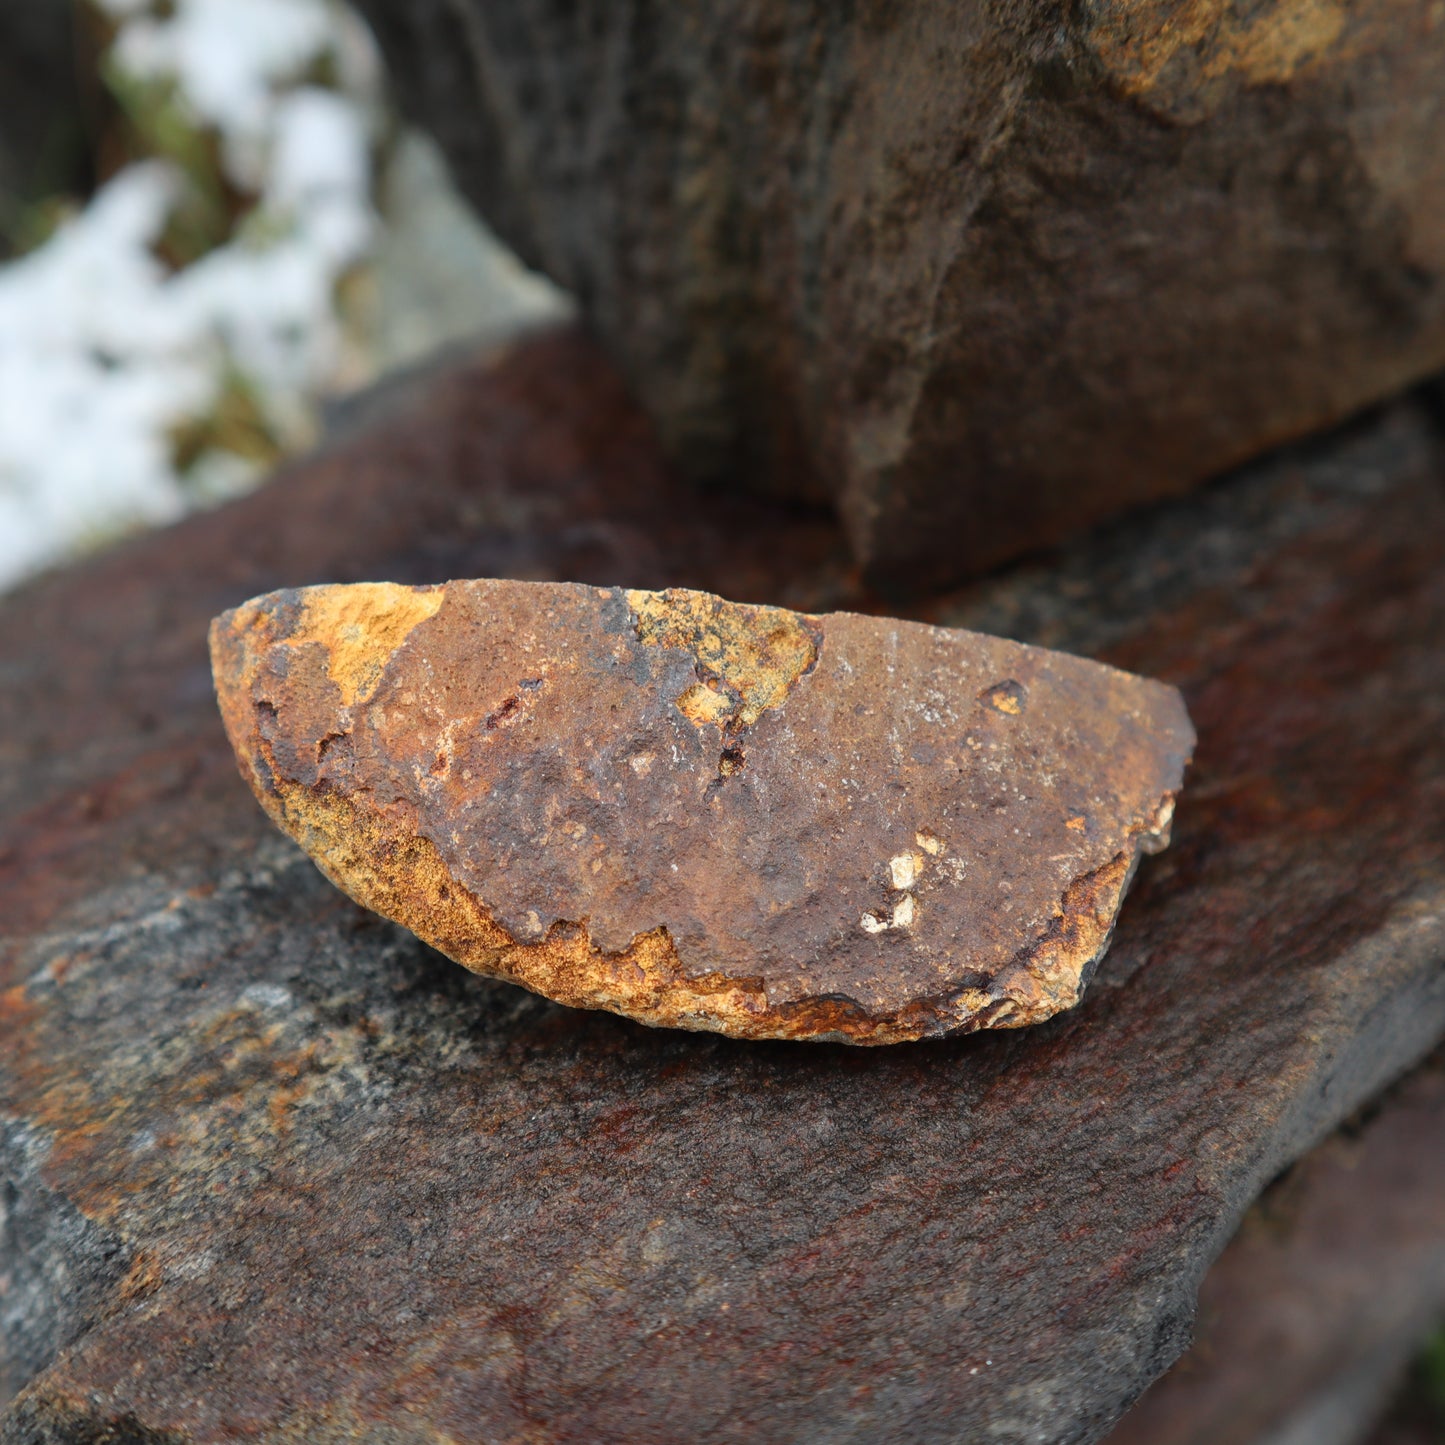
1087, 0, 1348, 99
0, 982, 37, 1025
627, 587, 819, 732
301, 583, 443, 709
981, 681, 1025, 716
117, 1249, 165, 1303
224, 582, 444, 712
675, 680, 734, 728
269, 1082, 307, 1136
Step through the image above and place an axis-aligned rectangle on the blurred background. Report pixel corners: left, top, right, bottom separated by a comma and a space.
0, 0, 568, 595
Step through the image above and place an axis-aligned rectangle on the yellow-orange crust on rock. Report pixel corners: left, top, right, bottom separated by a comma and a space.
210, 579, 1194, 1044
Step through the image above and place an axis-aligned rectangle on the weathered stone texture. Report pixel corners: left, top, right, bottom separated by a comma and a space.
1, 331, 1443, 1441
1105, 1049, 1445, 1445
211, 580, 1190, 1043
353, 0, 1445, 589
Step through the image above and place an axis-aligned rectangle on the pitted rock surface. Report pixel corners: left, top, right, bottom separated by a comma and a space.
211, 581, 1192, 1043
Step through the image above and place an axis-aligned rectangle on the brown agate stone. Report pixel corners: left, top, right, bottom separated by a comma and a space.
209, 580, 1193, 1043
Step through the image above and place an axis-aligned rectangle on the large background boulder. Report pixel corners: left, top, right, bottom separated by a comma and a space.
353, 0, 1445, 588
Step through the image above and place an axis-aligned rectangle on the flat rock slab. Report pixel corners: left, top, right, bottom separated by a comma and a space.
2, 331, 1444, 1442
1105, 1047, 1445, 1445
212, 581, 1190, 1042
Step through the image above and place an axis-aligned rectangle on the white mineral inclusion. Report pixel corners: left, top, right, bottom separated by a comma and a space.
861, 844, 938, 933
889, 852, 921, 889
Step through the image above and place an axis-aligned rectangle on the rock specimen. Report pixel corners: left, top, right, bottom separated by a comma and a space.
210, 581, 1192, 1043
355, 0, 1445, 588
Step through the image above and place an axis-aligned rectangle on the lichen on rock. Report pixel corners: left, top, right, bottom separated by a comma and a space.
210, 579, 1194, 1043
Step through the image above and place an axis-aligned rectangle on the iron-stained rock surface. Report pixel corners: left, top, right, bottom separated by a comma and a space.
211, 581, 1190, 1043
355, 0, 1445, 589
2, 331, 1444, 1442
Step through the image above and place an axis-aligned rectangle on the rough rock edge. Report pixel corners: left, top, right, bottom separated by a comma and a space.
0, 1122, 132, 1407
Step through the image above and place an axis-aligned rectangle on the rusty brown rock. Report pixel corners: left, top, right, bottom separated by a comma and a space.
210, 581, 1192, 1044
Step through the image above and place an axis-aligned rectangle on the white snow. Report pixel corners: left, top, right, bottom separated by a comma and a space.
0, 165, 205, 587
101, 0, 353, 189
0, 0, 380, 594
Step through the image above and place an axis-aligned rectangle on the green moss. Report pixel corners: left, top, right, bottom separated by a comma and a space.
1417, 1326, 1445, 1424
100, 58, 244, 268
169, 368, 283, 493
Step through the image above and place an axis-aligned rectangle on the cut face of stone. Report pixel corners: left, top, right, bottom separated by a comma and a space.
210, 581, 1194, 1043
